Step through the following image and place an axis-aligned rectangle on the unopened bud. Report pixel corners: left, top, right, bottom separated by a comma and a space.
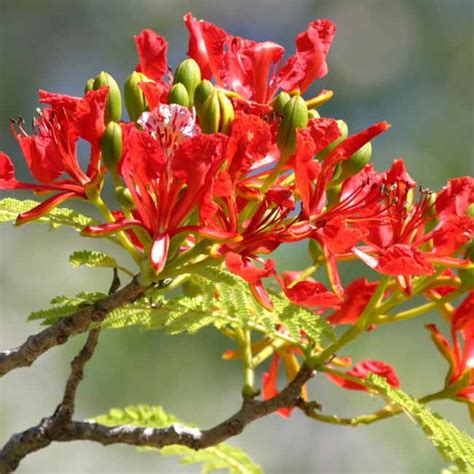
340, 142, 372, 179
124, 71, 149, 122
84, 78, 94, 94
115, 186, 134, 209
308, 109, 320, 120
459, 243, 474, 290
101, 121, 122, 174
173, 58, 201, 107
198, 90, 234, 135
194, 79, 214, 112
467, 203, 474, 218
93, 71, 122, 123
168, 83, 190, 107
273, 91, 291, 114
277, 95, 308, 156
326, 182, 342, 209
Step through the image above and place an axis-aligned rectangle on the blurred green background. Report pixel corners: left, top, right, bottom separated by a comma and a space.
0, 0, 473, 472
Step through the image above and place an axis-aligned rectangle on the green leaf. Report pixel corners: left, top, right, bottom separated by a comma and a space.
368, 374, 474, 470
0, 197, 93, 230
90, 405, 262, 473
100, 298, 161, 330
161, 444, 263, 474
28, 291, 106, 323
69, 250, 118, 269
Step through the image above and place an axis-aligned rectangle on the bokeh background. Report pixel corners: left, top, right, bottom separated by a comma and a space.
1, 0, 473, 472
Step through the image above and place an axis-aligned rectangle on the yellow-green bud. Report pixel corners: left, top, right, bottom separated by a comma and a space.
467, 203, 474, 218
217, 90, 234, 135
308, 109, 320, 119
115, 186, 134, 209
458, 243, 474, 290
273, 92, 291, 114
168, 83, 190, 107
277, 95, 308, 156
124, 71, 149, 122
198, 90, 235, 135
340, 142, 372, 179
84, 78, 94, 94
194, 80, 214, 112
93, 71, 122, 123
173, 58, 201, 107
317, 119, 348, 161
326, 182, 342, 209
101, 121, 122, 174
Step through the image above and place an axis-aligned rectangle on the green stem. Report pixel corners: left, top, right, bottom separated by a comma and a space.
237, 328, 257, 398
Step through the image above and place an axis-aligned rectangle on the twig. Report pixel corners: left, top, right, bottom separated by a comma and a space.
0, 365, 314, 472
0, 276, 145, 378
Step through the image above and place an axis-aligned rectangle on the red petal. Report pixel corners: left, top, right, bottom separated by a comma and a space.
320, 216, 366, 254
377, 244, 435, 276
384, 159, 416, 189
81, 219, 147, 237
277, 19, 336, 93
283, 276, 341, 309
150, 234, 170, 274
15, 191, 80, 225
436, 176, 474, 221
134, 29, 168, 83
307, 118, 342, 154
432, 214, 474, 256
327, 360, 400, 391
225, 253, 275, 284
327, 278, 378, 326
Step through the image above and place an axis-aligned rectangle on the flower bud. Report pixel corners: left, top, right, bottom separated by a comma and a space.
124, 71, 149, 122
115, 186, 134, 209
101, 121, 122, 174
173, 58, 201, 107
340, 142, 372, 179
458, 242, 474, 290
326, 182, 342, 209
168, 83, 190, 107
308, 109, 320, 120
198, 90, 235, 134
467, 203, 474, 218
194, 79, 214, 112
84, 78, 94, 94
273, 91, 291, 114
93, 71, 122, 123
277, 95, 308, 156
317, 120, 348, 161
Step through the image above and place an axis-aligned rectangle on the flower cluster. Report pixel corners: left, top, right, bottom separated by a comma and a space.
1, 13, 473, 418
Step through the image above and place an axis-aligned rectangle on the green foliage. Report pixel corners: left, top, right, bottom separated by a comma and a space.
69, 250, 118, 269
91, 405, 262, 474
28, 292, 106, 324
368, 374, 474, 471
0, 198, 93, 230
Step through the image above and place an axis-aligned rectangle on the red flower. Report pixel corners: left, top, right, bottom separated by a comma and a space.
326, 359, 401, 391
184, 13, 336, 104
134, 29, 169, 84
83, 105, 234, 273
426, 292, 474, 406
0, 89, 108, 224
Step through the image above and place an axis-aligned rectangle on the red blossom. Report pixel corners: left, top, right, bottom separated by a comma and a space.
134, 29, 169, 84
326, 360, 401, 391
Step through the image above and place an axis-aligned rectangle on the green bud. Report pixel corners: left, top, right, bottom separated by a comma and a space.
308, 109, 320, 119
93, 71, 122, 123
467, 203, 474, 218
101, 121, 122, 174
168, 83, 190, 107
458, 243, 474, 290
217, 90, 234, 135
124, 71, 149, 122
173, 58, 201, 107
317, 119, 348, 161
198, 90, 235, 134
273, 92, 291, 114
340, 142, 372, 179
115, 186, 134, 209
194, 80, 214, 112
84, 78, 94, 94
277, 95, 308, 156
326, 182, 342, 209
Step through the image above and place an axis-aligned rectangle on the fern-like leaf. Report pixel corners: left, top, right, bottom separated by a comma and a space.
0, 198, 93, 230
28, 292, 105, 323
368, 374, 474, 470
90, 405, 262, 474
69, 250, 118, 269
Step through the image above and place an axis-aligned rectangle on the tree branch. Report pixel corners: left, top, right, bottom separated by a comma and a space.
0, 277, 145, 378
0, 364, 314, 472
